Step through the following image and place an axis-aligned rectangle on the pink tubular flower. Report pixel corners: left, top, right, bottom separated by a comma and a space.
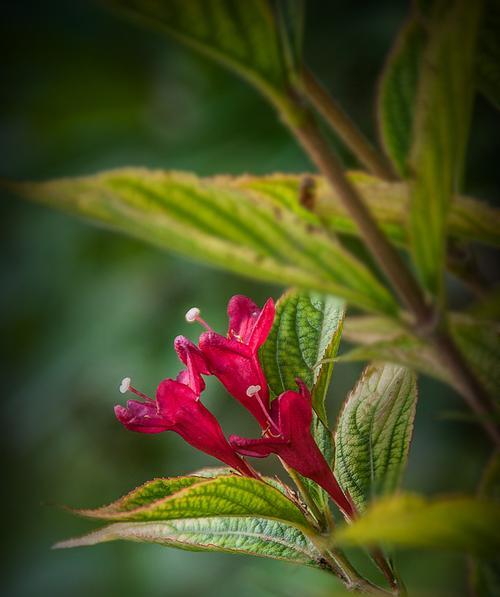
229, 379, 355, 519
115, 339, 256, 478
197, 295, 275, 428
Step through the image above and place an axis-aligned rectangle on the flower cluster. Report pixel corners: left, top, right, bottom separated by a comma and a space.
115, 295, 354, 519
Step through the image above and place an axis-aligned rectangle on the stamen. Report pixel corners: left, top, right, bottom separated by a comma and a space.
184, 307, 214, 332
119, 377, 131, 394
261, 424, 282, 439
246, 385, 281, 434
119, 377, 153, 402
246, 385, 261, 397
185, 307, 200, 323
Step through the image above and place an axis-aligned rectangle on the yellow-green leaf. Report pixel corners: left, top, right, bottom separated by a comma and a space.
73, 475, 309, 529
340, 317, 450, 386
335, 493, 500, 555
237, 172, 500, 249
334, 364, 418, 511
55, 517, 324, 567
450, 315, 500, 402
341, 313, 500, 401
378, 19, 427, 176
5, 169, 398, 315
409, 0, 482, 298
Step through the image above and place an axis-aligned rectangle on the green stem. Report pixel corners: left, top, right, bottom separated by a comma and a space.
284, 461, 397, 594
310, 536, 395, 595
301, 68, 397, 181
280, 459, 330, 531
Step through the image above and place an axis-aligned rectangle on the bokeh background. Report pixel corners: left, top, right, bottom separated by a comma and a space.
1, 1, 498, 596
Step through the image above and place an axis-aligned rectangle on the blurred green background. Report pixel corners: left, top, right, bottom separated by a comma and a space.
1, 1, 498, 596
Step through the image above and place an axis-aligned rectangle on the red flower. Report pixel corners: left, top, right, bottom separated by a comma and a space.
174, 335, 210, 395
115, 339, 255, 478
197, 295, 275, 428
229, 380, 355, 519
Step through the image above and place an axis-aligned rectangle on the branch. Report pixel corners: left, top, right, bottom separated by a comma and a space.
282, 107, 500, 446
289, 113, 432, 325
301, 68, 397, 181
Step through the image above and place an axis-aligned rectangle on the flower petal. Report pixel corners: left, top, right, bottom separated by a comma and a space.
199, 332, 269, 427
247, 298, 275, 351
174, 335, 210, 394
155, 379, 256, 477
227, 295, 275, 351
229, 434, 287, 458
114, 400, 169, 434
231, 380, 355, 518
227, 295, 261, 343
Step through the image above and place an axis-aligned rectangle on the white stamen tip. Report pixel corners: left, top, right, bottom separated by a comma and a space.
185, 307, 200, 323
119, 377, 131, 394
246, 385, 261, 397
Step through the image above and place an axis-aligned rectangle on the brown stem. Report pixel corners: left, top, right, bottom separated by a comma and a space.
302, 68, 398, 181
371, 548, 398, 593
289, 114, 432, 327
283, 109, 500, 446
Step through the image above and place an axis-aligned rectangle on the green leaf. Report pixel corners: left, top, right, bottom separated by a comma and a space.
260, 289, 344, 515
472, 551, 500, 596
306, 293, 343, 514
334, 363, 418, 511
445, 193, 500, 249
91, 476, 204, 512
340, 321, 451, 387
479, 453, 500, 500
378, 0, 498, 176
450, 315, 500, 401
275, 0, 304, 82
137, 466, 293, 496
73, 475, 309, 529
56, 474, 322, 567
310, 304, 344, 424
341, 313, 500, 401
409, 0, 482, 298
377, 20, 427, 176
260, 290, 345, 402
5, 169, 398, 316
466, 288, 500, 322
110, 0, 298, 116
55, 516, 324, 567
342, 314, 404, 345
335, 493, 500, 555
476, 0, 500, 108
